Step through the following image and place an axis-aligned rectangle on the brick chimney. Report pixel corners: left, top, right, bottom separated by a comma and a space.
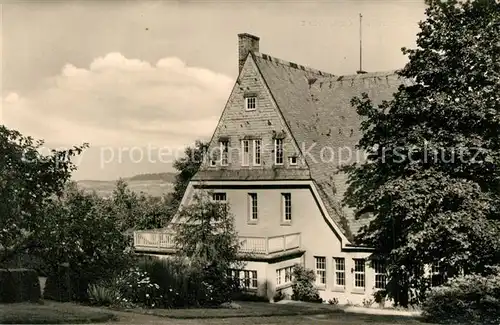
238, 33, 260, 73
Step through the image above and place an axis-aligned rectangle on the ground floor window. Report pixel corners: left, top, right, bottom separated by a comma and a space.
229, 269, 258, 289
373, 260, 387, 289
431, 262, 446, 287
334, 257, 345, 287
315, 256, 326, 285
353, 259, 365, 289
276, 266, 294, 287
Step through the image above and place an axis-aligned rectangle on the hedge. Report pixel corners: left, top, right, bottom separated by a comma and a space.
0, 268, 41, 303
422, 272, 500, 325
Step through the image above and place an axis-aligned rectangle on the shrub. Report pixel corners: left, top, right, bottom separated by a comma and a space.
115, 267, 162, 308
0, 269, 40, 303
291, 265, 322, 303
43, 266, 89, 302
328, 298, 339, 305
87, 283, 122, 306
373, 289, 387, 304
273, 289, 286, 302
362, 298, 374, 308
422, 272, 500, 325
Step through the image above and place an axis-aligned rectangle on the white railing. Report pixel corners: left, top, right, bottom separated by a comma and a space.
134, 230, 301, 255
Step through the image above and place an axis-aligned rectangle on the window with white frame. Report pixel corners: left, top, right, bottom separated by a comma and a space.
212, 192, 227, 202
315, 257, 326, 285
245, 96, 257, 111
220, 140, 229, 166
276, 266, 294, 287
253, 139, 261, 166
241, 140, 250, 166
334, 257, 345, 287
289, 156, 298, 165
230, 269, 258, 289
274, 138, 284, 165
353, 259, 365, 289
248, 193, 258, 221
282, 193, 291, 222
373, 260, 387, 289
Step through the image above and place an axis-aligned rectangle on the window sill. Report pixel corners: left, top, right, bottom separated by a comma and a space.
316, 284, 326, 291
351, 288, 366, 295
332, 286, 345, 293
247, 220, 258, 225
276, 283, 292, 290
280, 222, 292, 226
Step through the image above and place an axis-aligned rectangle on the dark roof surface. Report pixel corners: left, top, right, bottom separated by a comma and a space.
252, 52, 412, 239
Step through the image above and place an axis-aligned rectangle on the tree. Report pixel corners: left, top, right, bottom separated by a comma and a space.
0, 125, 87, 265
173, 191, 242, 304
172, 140, 209, 205
40, 182, 132, 301
343, 0, 500, 306
108, 179, 173, 231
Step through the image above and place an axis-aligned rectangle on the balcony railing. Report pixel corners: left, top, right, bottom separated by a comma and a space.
134, 230, 301, 256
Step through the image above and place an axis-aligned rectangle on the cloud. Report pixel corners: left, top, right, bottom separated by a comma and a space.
2, 52, 234, 149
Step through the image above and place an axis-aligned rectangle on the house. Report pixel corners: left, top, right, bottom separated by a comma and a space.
134, 33, 413, 304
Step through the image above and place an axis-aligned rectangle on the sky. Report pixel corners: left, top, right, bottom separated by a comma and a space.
0, 0, 427, 180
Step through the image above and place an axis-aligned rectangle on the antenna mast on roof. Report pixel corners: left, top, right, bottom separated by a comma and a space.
357, 13, 367, 74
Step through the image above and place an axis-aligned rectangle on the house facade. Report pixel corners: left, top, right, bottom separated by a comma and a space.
134, 33, 414, 304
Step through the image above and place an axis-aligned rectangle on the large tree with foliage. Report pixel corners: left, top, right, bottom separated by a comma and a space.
343, 0, 500, 307
40, 182, 132, 300
171, 140, 209, 205
174, 192, 242, 304
0, 125, 87, 265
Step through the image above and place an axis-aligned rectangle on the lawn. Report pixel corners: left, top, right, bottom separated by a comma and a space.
118, 300, 433, 324
0, 301, 117, 324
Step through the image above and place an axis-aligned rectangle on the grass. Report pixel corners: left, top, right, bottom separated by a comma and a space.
117, 300, 429, 322
0, 301, 117, 324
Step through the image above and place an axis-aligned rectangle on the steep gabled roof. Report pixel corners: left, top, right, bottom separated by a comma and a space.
252, 52, 412, 239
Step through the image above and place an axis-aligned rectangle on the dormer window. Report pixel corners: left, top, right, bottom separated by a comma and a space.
274, 139, 284, 165
245, 96, 257, 111
289, 156, 298, 165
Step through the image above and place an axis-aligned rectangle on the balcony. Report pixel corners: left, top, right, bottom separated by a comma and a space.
134, 230, 302, 258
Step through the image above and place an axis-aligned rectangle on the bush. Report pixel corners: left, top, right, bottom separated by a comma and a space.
138, 257, 236, 308
87, 283, 122, 307
291, 265, 322, 303
328, 298, 339, 305
43, 266, 89, 302
273, 289, 286, 302
115, 266, 162, 308
422, 272, 500, 325
0, 269, 40, 303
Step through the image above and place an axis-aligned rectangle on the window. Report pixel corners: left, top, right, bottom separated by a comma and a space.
334, 258, 345, 287
241, 140, 250, 166
289, 156, 298, 165
282, 193, 292, 222
276, 266, 294, 287
230, 269, 258, 289
274, 139, 284, 165
253, 140, 261, 166
431, 262, 445, 287
245, 96, 257, 111
354, 259, 365, 289
315, 257, 326, 285
373, 260, 387, 289
212, 192, 227, 202
248, 193, 258, 221
220, 140, 229, 166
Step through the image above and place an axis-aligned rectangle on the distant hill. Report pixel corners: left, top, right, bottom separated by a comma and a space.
125, 172, 177, 183
77, 172, 177, 197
